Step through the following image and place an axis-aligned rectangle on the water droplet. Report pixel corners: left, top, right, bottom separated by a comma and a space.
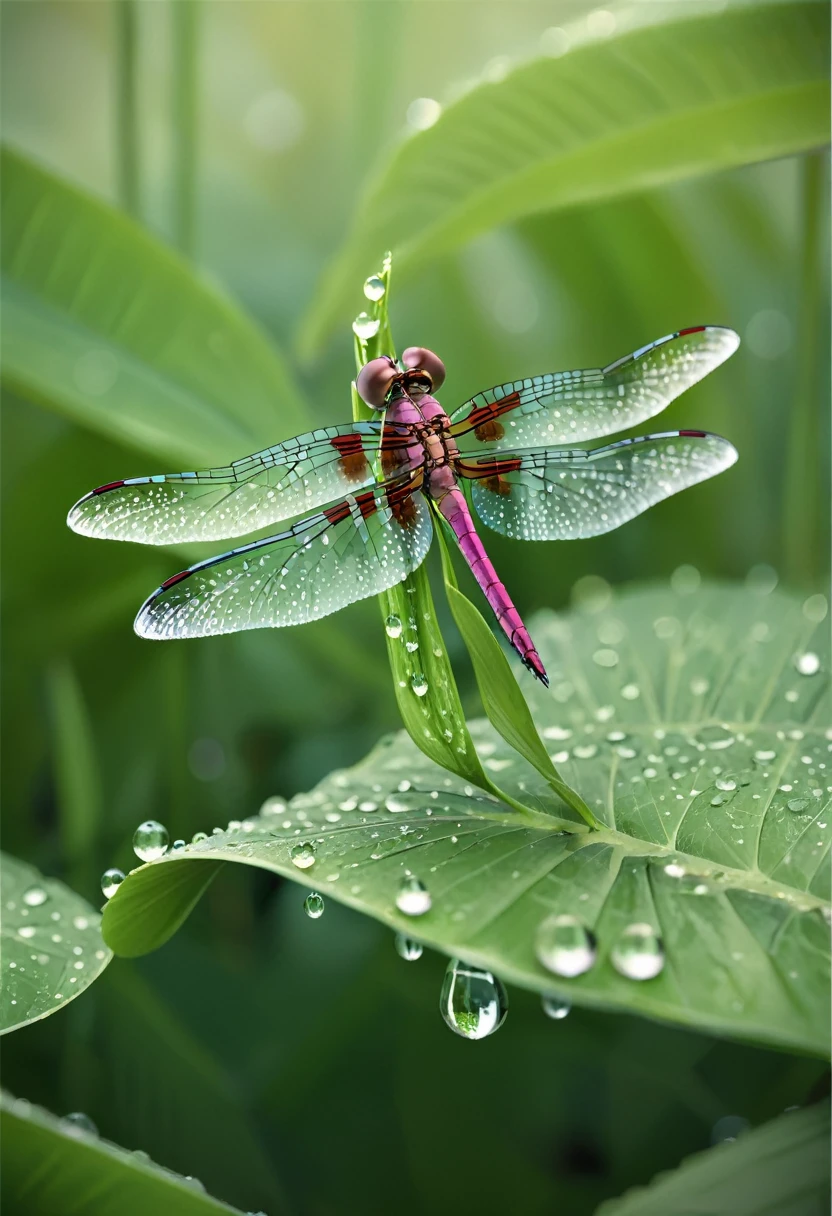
541, 994, 571, 1020
406, 96, 442, 131
60, 1112, 98, 1137
132, 820, 169, 863
802, 594, 828, 623
22, 886, 48, 908
440, 959, 508, 1040
573, 744, 598, 760
291, 842, 316, 870
671, 564, 700, 595
404, 639, 419, 653
172, 839, 186, 850
753, 749, 776, 766
794, 652, 820, 676
363, 274, 386, 302
689, 677, 710, 696
711, 1114, 750, 1144
664, 862, 686, 879
410, 672, 428, 697
535, 914, 596, 977
191, 831, 207, 843
716, 777, 737, 792
352, 312, 380, 340
385, 614, 402, 638
396, 875, 431, 916
395, 933, 423, 961
610, 923, 665, 981
697, 725, 736, 750
100, 869, 125, 900
621, 683, 640, 701
787, 798, 810, 814
303, 892, 325, 919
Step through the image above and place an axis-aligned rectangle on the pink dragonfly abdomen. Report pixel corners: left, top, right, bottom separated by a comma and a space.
432, 473, 548, 685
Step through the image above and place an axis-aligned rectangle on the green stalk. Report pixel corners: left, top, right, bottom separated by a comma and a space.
114, 0, 141, 218
171, 0, 198, 258
782, 151, 827, 587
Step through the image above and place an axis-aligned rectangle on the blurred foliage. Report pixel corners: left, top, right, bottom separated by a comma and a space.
1, 1, 829, 1214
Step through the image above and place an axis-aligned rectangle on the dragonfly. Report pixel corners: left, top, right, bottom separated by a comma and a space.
67, 326, 739, 686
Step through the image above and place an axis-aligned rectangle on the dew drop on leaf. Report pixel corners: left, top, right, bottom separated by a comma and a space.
363, 274, 386, 302
395, 875, 431, 916
132, 820, 169, 863
100, 869, 124, 900
22, 886, 48, 908
794, 652, 820, 676
291, 842, 316, 870
410, 672, 428, 697
440, 959, 508, 1040
610, 923, 665, 981
394, 933, 423, 961
352, 312, 380, 340
541, 994, 571, 1020
60, 1112, 98, 1137
385, 614, 402, 639
535, 914, 597, 978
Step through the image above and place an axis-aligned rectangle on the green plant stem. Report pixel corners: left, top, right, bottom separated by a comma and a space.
171, 0, 198, 257
114, 0, 141, 218
782, 151, 827, 588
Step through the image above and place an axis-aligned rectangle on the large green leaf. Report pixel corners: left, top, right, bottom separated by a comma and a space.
0, 147, 306, 467
300, 0, 830, 354
102, 582, 831, 1053
597, 1101, 830, 1215
0, 1092, 244, 1216
0, 853, 111, 1034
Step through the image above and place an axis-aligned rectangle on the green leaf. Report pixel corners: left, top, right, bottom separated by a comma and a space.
435, 518, 596, 827
0, 1091, 244, 1216
596, 1101, 830, 1216
46, 661, 102, 894
0, 146, 307, 467
300, 0, 830, 353
0, 852, 111, 1034
102, 582, 831, 1053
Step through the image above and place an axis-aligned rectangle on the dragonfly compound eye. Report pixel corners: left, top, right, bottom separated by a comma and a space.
356, 356, 399, 408
402, 347, 445, 392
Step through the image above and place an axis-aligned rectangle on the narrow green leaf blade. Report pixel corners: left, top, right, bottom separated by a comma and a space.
0, 853, 111, 1034
102, 583, 831, 1054
0, 1092, 244, 1216
596, 1102, 830, 1216
1, 147, 307, 466
300, 0, 830, 353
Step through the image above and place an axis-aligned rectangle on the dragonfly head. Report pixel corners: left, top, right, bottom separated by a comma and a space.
356, 348, 446, 409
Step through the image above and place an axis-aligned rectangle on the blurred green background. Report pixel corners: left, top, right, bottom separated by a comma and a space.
1, 2, 829, 1213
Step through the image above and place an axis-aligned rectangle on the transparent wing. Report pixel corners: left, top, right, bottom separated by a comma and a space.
449, 327, 739, 455
460, 431, 737, 541
68, 420, 418, 545
134, 476, 432, 640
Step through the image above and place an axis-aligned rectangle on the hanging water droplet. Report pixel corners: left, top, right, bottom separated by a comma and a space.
385, 614, 402, 639
794, 652, 820, 676
352, 312, 380, 340
291, 842, 316, 870
100, 869, 125, 900
132, 820, 169, 863
440, 959, 508, 1040
395, 875, 431, 916
535, 914, 597, 977
610, 923, 665, 981
395, 933, 423, 961
363, 274, 386, 302
303, 892, 325, 918
22, 886, 48, 908
541, 994, 571, 1020
410, 672, 428, 697
60, 1111, 98, 1137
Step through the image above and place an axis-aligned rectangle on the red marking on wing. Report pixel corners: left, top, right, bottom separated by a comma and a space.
160, 569, 191, 590
330, 434, 370, 482
93, 480, 126, 495
355, 490, 378, 520
455, 456, 523, 481
677, 327, 706, 336
323, 501, 351, 526
678, 430, 707, 437
456, 390, 522, 438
